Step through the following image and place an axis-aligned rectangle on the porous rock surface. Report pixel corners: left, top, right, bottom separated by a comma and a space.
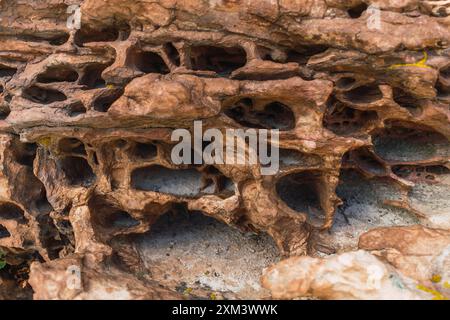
0, 0, 449, 299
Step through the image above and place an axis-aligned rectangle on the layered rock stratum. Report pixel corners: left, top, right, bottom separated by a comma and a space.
0, 0, 449, 300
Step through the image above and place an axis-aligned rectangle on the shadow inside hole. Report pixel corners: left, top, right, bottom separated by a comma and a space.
279, 149, 322, 167
65, 102, 86, 117
0, 66, 17, 78
0, 224, 11, 239
323, 101, 378, 135
0, 202, 26, 224
344, 85, 383, 104
372, 122, 450, 162
131, 165, 205, 197
59, 156, 95, 187
190, 45, 247, 76
89, 197, 139, 233
392, 88, 422, 116
58, 138, 86, 155
225, 99, 295, 130
79, 64, 108, 88
11, 141, 37, 167
74, 25, 123, 45
128, 49, 170, 74
343, 147, 386, 176
286, 45, 329, 65
164, 43, 180, 66
0, 105, 10, 121
23, 86, 67, 104
131, 142, 157, 159
134, 208, 280, 298
36, 66, 78, 83
93, 89, 123, 112
347, 3, 368, 18
276, 171, 325, 225
336, 77, 356, 89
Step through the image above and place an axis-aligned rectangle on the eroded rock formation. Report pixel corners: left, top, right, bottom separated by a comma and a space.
0, 0, 449, 299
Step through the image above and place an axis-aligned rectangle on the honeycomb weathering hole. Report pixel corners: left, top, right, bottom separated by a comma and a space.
23, 86, 67, 104
75, 24, 126, 46
36, 66, 79, 83
392, 88, 422, 116
0, 202, 26, 223
89, 197, 139, 233
59, 156, 95, 187
93, 89, 124, 112
131, 142, 157, 159
373, 122, 450, 162
225, 99, 295, 130
0, 224, 11, 238
128, 49, 170, 74
131, 165, 233, 198
58, 138, 86, 155
347, 3, 368, 18
323, 100, 378, 135
190, 45, 247, 75
343, 147, 386, 176
135, 209, 280, 299
0, 66, 17, 78
276, 171, 325, 225
344, 84, 383, 104
79, 64, 108, 88
392, 165, 450, 183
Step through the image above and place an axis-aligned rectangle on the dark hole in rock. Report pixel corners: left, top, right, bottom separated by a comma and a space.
0, 105, 10, 120
90, 197, 139, 231
323, 100, 378, 135
23, 86, 67, 104
436, 66, 450, 97
373, 121, 450, 162
129, 49, 170, 74
335, 169, 418, 233
93, 88, 124, 112
343, 148, 386, 175
257, 46, 276, 61
344, 84, 383, 104
12, 142, 37, 167
0, 202, 26, 223
79, 64, 108, 88
0, 224, 10, 239
48, 33, 70, 45
36, 214, 67, 259
134, 208, 280, 299
131, 142, 157, 159
348, 3, 368, 18
92, 152, 99, 165
59, 156, 95, 187
74, 26, 120, 46
276, 171, 325, 225
65, 102, 86, 117
225, 99, 295, 130
393, 165, 450, 182
131, 165, 205, 197
0, 66, 17, 78
336, 77, 356, 89
58, 138, 86, 155
36, 66, 79, 83
279, 149, 322, 167
392, 88, 422, 116
286, 45, 329, 65
190, 45, 247, 75
164, 43, 180, 66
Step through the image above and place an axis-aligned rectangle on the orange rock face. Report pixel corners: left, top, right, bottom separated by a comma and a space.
0, 0, 449, 299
